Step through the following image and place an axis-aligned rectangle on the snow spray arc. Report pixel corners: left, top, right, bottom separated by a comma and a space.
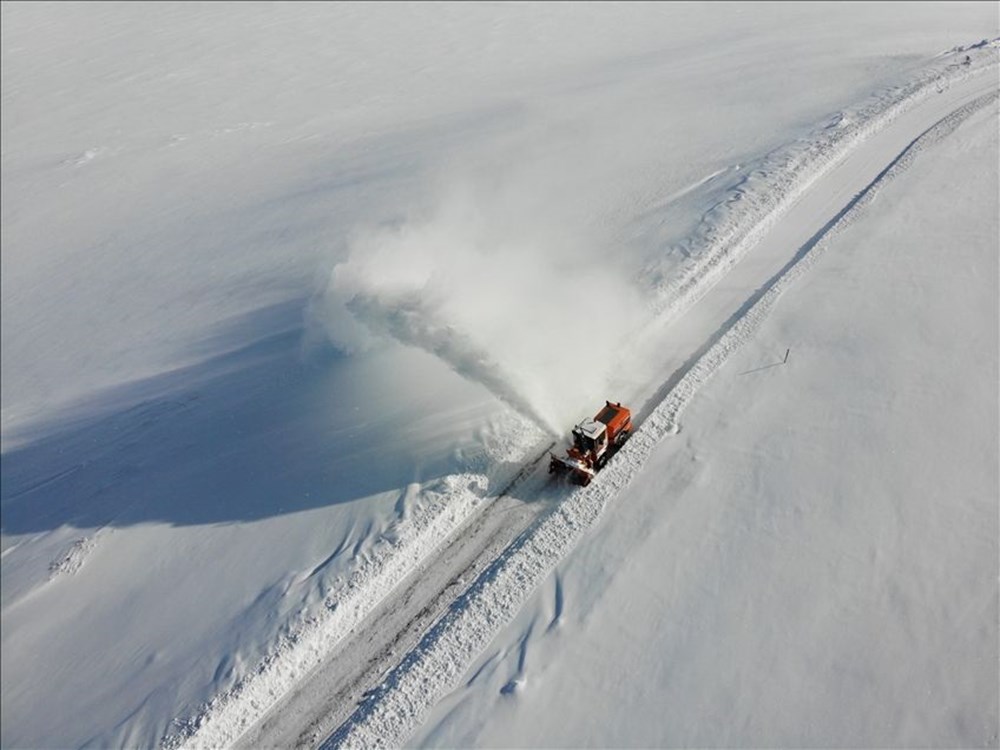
345, 289, 559, 434
310, 175, 648, 435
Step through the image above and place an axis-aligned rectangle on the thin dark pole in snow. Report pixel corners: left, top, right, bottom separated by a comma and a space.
738, 348, 791, 376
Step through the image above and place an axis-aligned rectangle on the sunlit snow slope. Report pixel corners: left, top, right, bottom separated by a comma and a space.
2, 3, 997, 749
412, 86, 999, 750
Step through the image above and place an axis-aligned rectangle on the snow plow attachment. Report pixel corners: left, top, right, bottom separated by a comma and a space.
548, 452, 597, 486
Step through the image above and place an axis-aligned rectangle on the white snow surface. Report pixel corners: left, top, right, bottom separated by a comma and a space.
2, 3, 998, 749
338, 79, 1000, 750
411, 92, 1000, 750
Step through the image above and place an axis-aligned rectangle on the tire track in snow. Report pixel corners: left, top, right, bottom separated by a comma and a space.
324, 83, 999, 750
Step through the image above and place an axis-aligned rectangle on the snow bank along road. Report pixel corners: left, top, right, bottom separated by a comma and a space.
174, 47, 998, 750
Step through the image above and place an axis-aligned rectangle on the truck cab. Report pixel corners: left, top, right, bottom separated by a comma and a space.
550, 401, 632, 485
572, 419, 608, 459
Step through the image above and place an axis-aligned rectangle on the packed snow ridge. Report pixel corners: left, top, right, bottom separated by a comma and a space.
644, 44, 996, 325
168, 43, 998, 750
166, 414, 547, 749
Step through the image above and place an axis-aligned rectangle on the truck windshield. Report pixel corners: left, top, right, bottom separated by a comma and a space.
574, 431, 595, 453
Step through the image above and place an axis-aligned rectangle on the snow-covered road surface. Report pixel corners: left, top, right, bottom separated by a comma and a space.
176, 50, 999, 750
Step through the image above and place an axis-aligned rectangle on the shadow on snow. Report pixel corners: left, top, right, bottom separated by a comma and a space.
1, 298, 495, 534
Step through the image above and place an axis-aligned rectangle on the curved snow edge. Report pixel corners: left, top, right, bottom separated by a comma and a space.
326, 90, 999, 750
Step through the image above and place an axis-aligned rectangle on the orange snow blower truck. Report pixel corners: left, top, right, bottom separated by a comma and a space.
549, 401, 632, 486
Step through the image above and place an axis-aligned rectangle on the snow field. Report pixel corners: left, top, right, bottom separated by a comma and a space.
3, 4, 997, 748
325, 56, 1000, 749
421, 88, 998, 749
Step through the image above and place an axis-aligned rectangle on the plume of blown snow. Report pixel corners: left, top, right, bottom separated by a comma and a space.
311, 141, 649, 434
